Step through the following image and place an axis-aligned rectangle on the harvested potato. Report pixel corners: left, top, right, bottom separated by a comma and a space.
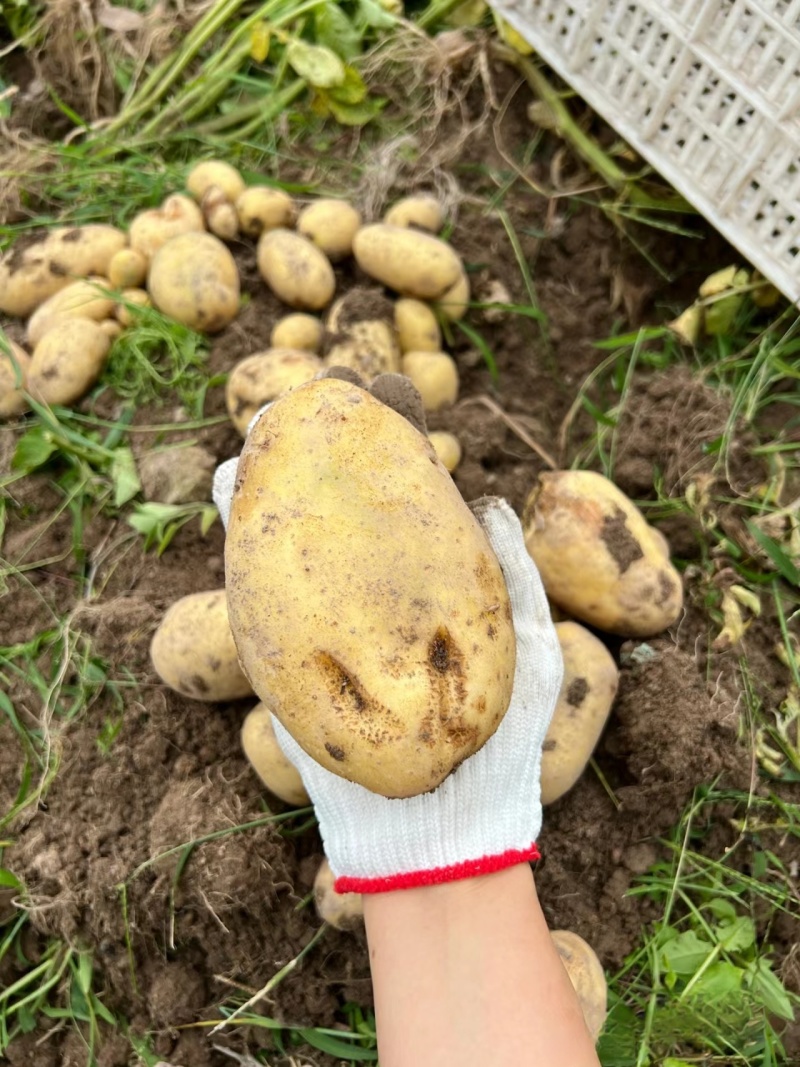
236, 186, 295, 236
27, 277, 116, 346
325, 289, 401, 382
0, 342, 31, 418
116, 288, 151, 327
257, 229, 335, 311
297, 198, 362, 261
108, 248, 148, 289
353, 224, 462, 300
98, 320, 123, 341
27, 320, 111, 406
241, 702, 310, 806
226, 348, 323, 436
150, 589, 253, 702
523, 471, 683, 636
551, 930, 607, 1042
129, 194, 205, 260
428, 431, 461, 472
401, 351, 459, 411
225, 378, 516, 797
271, 313, 323, 353
148, 232, 240, 333
314, 858, 363, 930
395, 298, 441, 352
186, 160, 245, 203
201, 185, 239, 240
541, 622, 618, 805
384, 194, 444, 232
0, 225, 127, 317
436, 268, 470, 321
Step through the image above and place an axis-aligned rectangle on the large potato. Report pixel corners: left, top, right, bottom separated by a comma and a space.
551, 930, 607, 1042
522, 470, 683, 637
0, 342, 31, 418
297, 198, 362, 261
27, 277, 116, 346
257, 229, 335, 311
325, 289, 400, 381
353, 225, 462, 300
541, 622, 618, 805
225, 378, 516, 798
148, 232, 240, 333
241, 702, 310, 806
150, 589, 253, 702
27, 320, 111, 406
129, 194, 205, 260
226, 348, 323, 436
0, 225, 126, 317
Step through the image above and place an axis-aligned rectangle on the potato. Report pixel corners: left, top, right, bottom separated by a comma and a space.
384, 195, 444, 232
148, 232, 240, 333
108, 248, 148, 289
353, 224, 462, 300
226, 348, 323, 436
314, 857, 363, 930
436, 268, 470, 321
241, 702, 310, 806
116, 288, 151, 327
0, 342, 31, 418
236, 186, 295, 237
395, 298, 441, 352
551, 930, 607, 1042
0, 225, 127, 317
98, 320, 123, 342
257, 229, 335, 311
401, 351, 459, 411
201, 186, 239, 240
129, 194, 205, 260
27, 277, 116, 346
271, 313, 323, 353
325, 289, 401, 382
297, 198, 362, 261
186, 160, 245, 203
225, 378, 516, 797
428, 431, 461, 472
150, 589, 253, 702
27, 320, 111, 406
541, 623, 618, 805
522, 470, 683, 637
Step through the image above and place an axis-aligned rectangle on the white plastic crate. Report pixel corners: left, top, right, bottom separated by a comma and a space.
488, 0, 800, 302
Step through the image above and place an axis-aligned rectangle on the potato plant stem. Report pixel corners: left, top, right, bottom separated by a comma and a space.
195, 79, 305, 137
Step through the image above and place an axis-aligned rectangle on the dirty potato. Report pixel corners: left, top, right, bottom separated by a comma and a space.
186, 159, 245, 203
297, 198, 362, 261
129, 194, 205, 260
27, 320, 111, 406
271, 313, 323, 353
0, 342, 31, 418
314, 857, 363, 929
551, 930, 608, 1042
241, 702, 310, 806
226, 348, 323, 436
384, 194, 444, 232
257, 229, 336, 311
325, 289, 401, 381
436, 268, 470, 321
353, 224, 462, 300
27, 277, 116, 346
236, 186, 295, 236
395, 298, 442, 353
148, 232, 240, 332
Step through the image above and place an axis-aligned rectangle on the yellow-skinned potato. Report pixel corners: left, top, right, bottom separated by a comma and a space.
541, 622, 618, 805
225, 378, 516, 798
353, 224, 462, 300
384, 195, 444, 232
226, 348, 323, 436
201, 186, 239, 240
522, 470, 683, 637
98, 319, 123, 342
297, 198, 362, 261
150, 589, 253, 702
241, 702, 310, 806
0, 225, 126, 317
108, 248, 148, 289
27, 320, 111, 406
314, 858, 363, 930
325, 289, 400, 382
271, 313, 323, 353
129, 194, 205, 260
148, 232, 240, 333
257, 229, 335, 311
436, 268, 470, 321
0, 342, 31, 418
401, 351, 459, 411
26, 277, 116, 347
395, 298, 441, 353
186, 160, 245, 204
116, 288, 151, 327
551, 930, 608, 1042
428, 431, 462, 472
236, 186, 295, 237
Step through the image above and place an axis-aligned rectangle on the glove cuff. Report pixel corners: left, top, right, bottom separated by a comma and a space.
335, 843, 540, 894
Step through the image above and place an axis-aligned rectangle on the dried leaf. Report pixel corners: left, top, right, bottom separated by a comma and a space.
97, 2, 145, 32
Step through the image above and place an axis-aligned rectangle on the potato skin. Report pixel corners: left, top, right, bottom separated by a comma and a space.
401, 351, 459, 411
129, 194, 205, 259
325, 290, 401, 382
257, 229, 335, 310
384, 195, 444, 232
0, 342, 31, 418
241, 702, 310, 805
271, 313, 323, 353
551, 930, 607, 1042
297, 198, 362, 260
186, 160, 245, 203
226, 348, 323, 436
436, 268, 470, 321
523, 470, 683, 637
428, 431, 461, 472
225, 378, 516, 798
108, 248, 148, 289
314, 858, 363, 930
148, 232, 240, 333
27, 320, 111, 406
395, 298, 441, 352
27, 277, 116, 346
353, 224, 462, 300
150, 589, 253, 702
541, 622, 618, 805
236, 187, 295, 236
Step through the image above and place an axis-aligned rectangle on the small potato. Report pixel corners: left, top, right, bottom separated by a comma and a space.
384, 195, 444, 232
271, 313, 323, 353
98, 320, 123, 342
108, 248, 148, 289
27, 320, 111, 406
541, 622, 618, 805
129, 194, 205, 260
201, 185, 239, 240
116, 288, 151, 327
257, 229, 335, 311
522, 470, 683, 637
0, 342, 31, 418
186, 160, 245, 204
551, 930, 607, 1042
26, 277, 116, 347
353, 224, 461, 300
395, 298, 441, 352
150, 589, 253, 702
148, 232, 240, 333
436, 268, 470, 321
236, 186, 295, 237
297, 198, 362, 261
401, 351, 459, 411
325, 289, 400, 382
226, 348, 323, 436
241, 702, 310, 806
428, 431, 461, 472
314, 858, 363, 930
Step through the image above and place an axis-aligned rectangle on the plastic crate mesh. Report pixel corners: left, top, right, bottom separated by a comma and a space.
489, 0, 800, 301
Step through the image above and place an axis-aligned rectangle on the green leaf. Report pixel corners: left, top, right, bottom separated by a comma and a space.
593, 326, 670, 349
286, 40, 346, 88
76, 952, 92, 996
315, 3, 362, 60
199, 505, 218, 536
689, 961, 743, 999
110, 447, 141, 507
326, 94, 385, 126
11, 427, 58, 473
455, 320, 497, 383
716, 915, 755, 953
748, 959, 795, 1020
0, 868, 22, 891
746, 521, 800, 586
358, 0, 397, 28
329, 66, 368, 105
661, 929, 712, 975
707, 897, 738, 922
298, 1027, 379, 1060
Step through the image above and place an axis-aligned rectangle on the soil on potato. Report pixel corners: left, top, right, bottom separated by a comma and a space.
1, 62, 797, 1067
